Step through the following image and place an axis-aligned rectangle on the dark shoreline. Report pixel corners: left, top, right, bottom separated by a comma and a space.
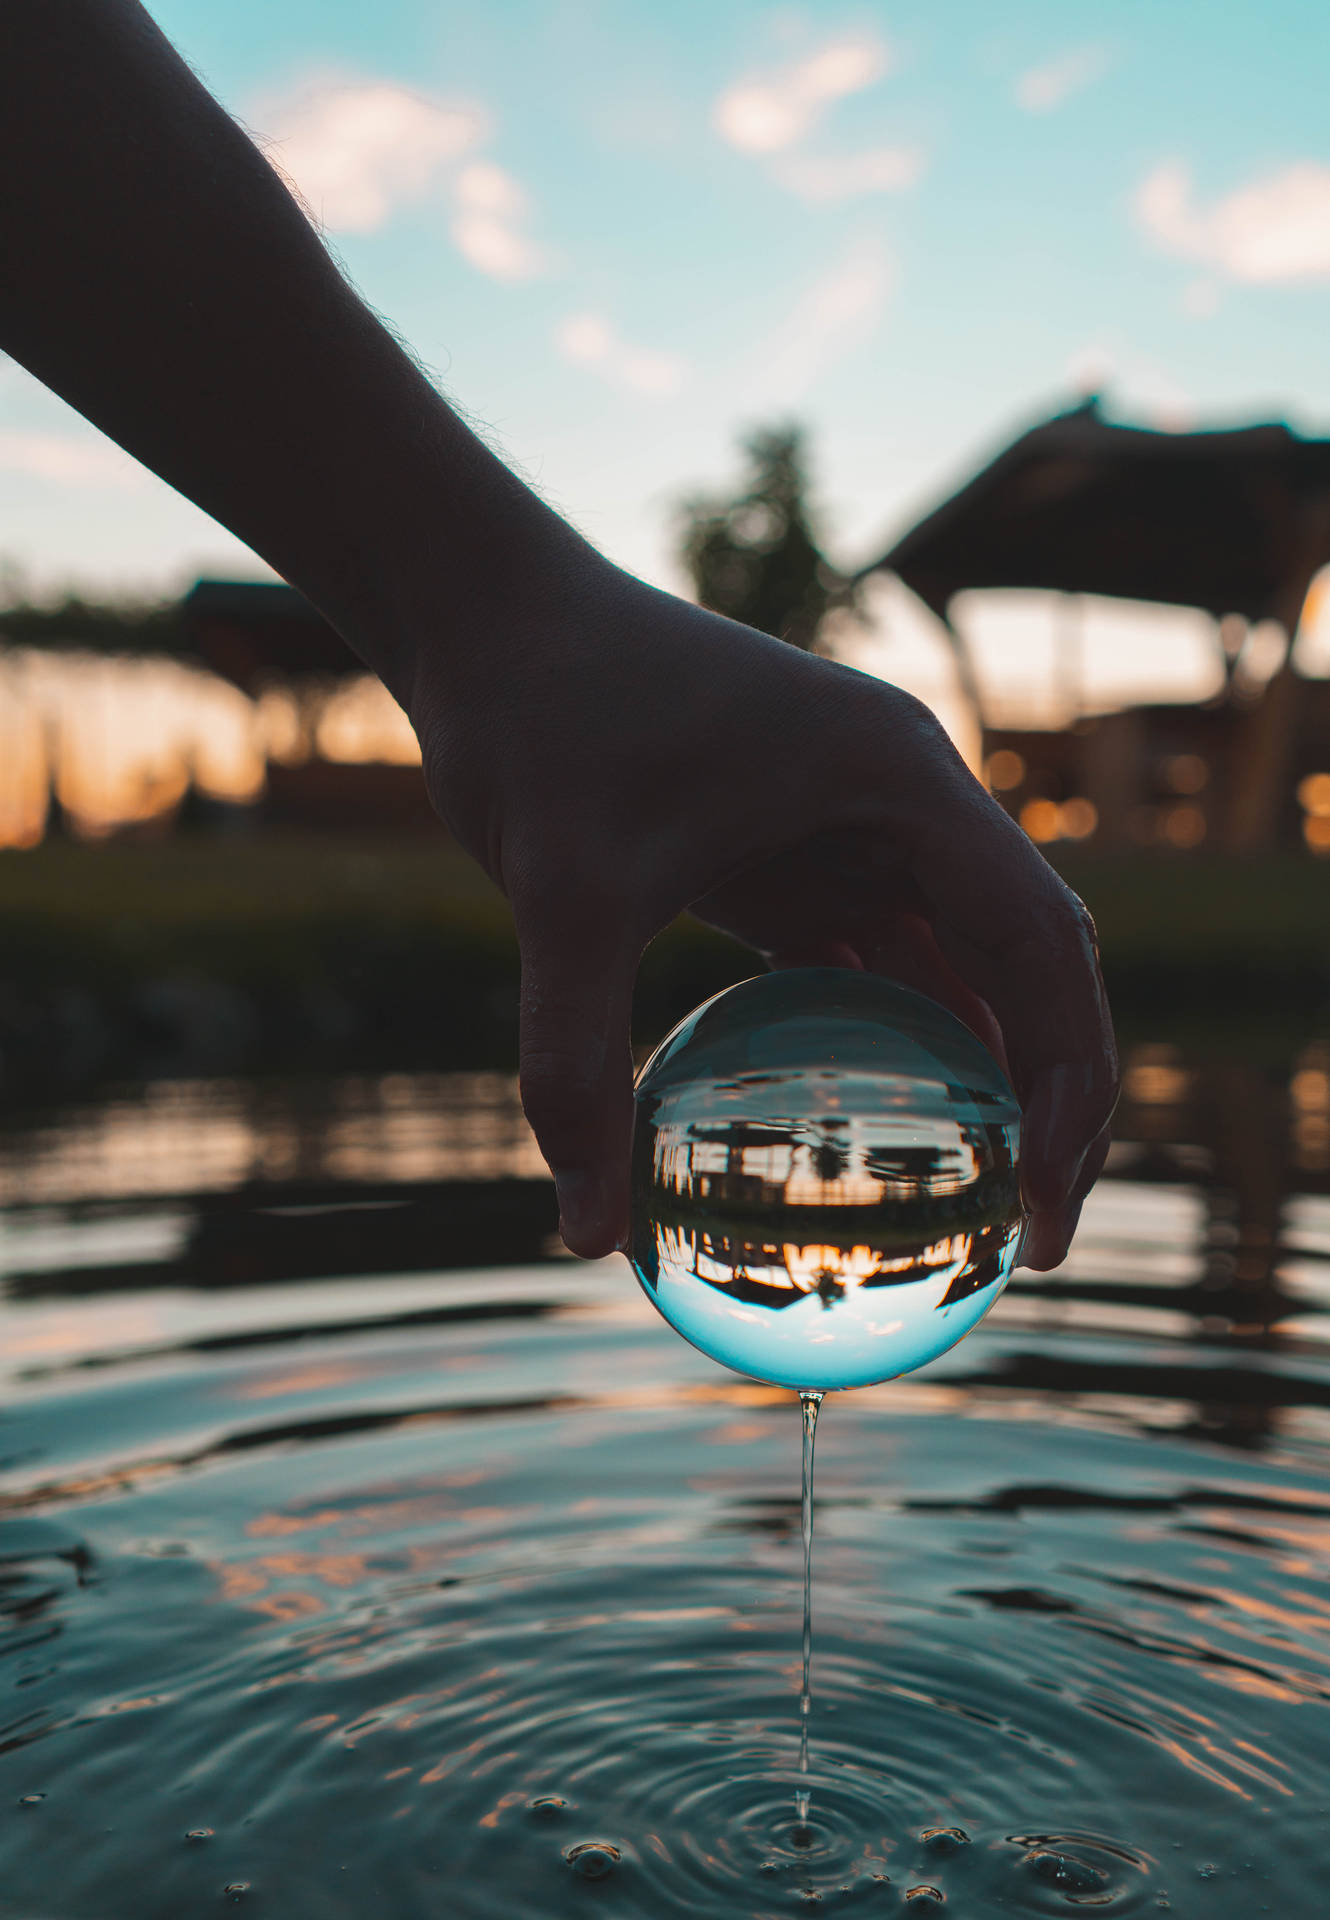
3, 837, 1329, 1102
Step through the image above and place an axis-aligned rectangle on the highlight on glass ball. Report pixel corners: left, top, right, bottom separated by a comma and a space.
629, 969, 1025, 1392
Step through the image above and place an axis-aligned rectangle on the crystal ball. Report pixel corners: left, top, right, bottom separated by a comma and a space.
629, 969, 1024, 1391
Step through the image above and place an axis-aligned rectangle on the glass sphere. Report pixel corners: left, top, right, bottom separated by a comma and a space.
629, 969, 1024, 1391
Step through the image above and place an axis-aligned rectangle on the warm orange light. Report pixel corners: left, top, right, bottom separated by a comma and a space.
1301, 575, 1328, 633
1125, 1045, 1190, 1105
1060, 796, 1098, 839
1161, 803, 1205, 848
316, 676, 420, 765
1164, 753, 1209, 794
986, 748, 1026, 791
1291, 1068, 1330, 1112
254, 686, 307, 765
1304, 813, 1330, 854
1019, 797, 1062, 842
1298, 773, 1330, 816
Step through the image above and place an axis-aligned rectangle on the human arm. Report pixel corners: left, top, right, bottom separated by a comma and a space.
0, 0, 1118, 1265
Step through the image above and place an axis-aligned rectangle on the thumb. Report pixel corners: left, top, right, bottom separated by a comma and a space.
516, 914, 638, 1259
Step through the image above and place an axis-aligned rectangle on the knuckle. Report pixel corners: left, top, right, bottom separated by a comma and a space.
1064, 888, 1101, 955
863, 686, 961, 780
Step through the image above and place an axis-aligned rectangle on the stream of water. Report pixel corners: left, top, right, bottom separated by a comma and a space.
795, 1389, 822, 1837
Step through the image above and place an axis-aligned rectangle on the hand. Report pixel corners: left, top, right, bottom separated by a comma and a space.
409, 560, 1118, 1269
0, 4, 1116, 1259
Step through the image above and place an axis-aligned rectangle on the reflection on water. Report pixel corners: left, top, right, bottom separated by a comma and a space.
3, 1038, 1330, 1914
0, 1070, 545, 1206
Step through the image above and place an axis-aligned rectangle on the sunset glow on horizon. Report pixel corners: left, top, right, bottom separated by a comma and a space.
0, 650, 420, 849
6, 566, 1330, 850
3, 0, 1330, 842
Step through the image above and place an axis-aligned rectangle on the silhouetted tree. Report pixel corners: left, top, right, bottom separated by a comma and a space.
810, 1136, 851, 1183
678, 425, 860, 652
0, 591, 188, 656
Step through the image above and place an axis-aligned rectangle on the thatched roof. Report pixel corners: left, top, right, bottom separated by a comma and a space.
862, 398, 1330, 634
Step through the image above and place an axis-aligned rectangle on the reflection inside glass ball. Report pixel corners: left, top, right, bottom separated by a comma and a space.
629, 969, 1024, 1391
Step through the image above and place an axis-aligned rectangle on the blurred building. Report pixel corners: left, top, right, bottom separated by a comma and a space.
858, 397, 1330, 857
182, 579, 441, 837
984, 675, 1330, 855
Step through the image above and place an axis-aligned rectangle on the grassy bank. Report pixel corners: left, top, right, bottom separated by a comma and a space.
2, 837, 1329, 1096
1055, 852, 1330, 979
9, 837, 1330, 962
0, 836, 748, 1095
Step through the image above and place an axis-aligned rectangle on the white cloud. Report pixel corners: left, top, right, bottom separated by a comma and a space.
255, 80, 546, 281
1134, 160, 1330, 284
0, 431, 146, 489
450, 160, 544, 280
1015, 44, 1110, 113
1181, 278, 1221, 319
258, 79, 487, 232
714, 34, 889, 154
559, 314, 615, 364
747, 235, 891, 399
771, 143, 922, 203
556, 313, 688, 396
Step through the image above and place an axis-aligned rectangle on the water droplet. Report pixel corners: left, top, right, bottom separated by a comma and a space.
222, 1885, 251, 1902
527, 1796, 568, 1821
16, 1795, 45, 1809
1025, 1849, 1110, 1894
1196, 1862, 1221, 1880
904, 1888, 945, 1907
630, 972, 1022, 1390
564, 1841, 621, 1881
185, 1828, 214, 1843
921, 1826, 970, 1857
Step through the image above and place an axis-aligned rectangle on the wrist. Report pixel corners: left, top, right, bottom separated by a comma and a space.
289, 386, 611, 719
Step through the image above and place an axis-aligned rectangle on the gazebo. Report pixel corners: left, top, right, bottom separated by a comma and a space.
859, 398, 1330, 850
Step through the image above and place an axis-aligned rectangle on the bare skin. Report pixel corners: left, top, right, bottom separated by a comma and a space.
0, 1, 1118, 1265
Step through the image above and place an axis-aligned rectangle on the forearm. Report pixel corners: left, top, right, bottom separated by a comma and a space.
0, 0, 591, 707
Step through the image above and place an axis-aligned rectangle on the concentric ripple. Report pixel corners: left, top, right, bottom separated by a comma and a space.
3, 1286, 1330, 1915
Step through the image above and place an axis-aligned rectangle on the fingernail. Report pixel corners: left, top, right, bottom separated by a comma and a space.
1014, 1215, 1031, 1269
1017, 1214, 1062, 1272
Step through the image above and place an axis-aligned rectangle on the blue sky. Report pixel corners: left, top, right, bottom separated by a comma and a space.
3, 0, 1330, 719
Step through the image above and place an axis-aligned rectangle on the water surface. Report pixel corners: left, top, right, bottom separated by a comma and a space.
3, 1058, 1330, 1916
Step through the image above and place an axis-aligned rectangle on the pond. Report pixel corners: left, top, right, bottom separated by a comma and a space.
3, 1049, 1330, 1917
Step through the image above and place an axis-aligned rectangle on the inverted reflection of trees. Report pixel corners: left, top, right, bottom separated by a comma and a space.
647, 1218, 1019, 1313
